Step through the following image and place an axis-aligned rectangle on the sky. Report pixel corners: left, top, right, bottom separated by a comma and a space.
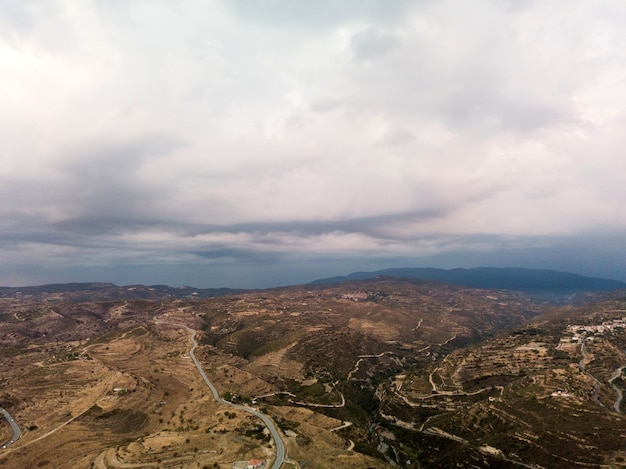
1, 0, 626, 288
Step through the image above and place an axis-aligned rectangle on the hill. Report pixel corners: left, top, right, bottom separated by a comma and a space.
0, 282, 246, 301
376, 291, 626, 467
312, 266, 626, 294
0, 277, 549, 468
2, 278, 626, 467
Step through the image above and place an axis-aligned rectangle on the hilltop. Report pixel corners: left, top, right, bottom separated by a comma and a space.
0, 282, 246, 302
312, 266, 626, 295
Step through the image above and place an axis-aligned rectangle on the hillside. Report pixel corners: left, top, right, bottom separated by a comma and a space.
1, 279, 625, 467
312, 267, 626, 295
0, 282, 246, 302
376, 292, 626, 467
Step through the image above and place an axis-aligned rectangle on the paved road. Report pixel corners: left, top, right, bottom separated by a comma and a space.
156, 318, 286, 469
609, 366, 625, 413
0, 407, 21, 449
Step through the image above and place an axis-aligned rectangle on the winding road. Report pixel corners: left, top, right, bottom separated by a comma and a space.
155, 317, 286, 469
609, 366, 625, 413
0, 407, 20, 449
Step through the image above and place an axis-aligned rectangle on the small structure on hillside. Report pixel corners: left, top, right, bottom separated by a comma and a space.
233, 459, 265, 469
246, 459, 265, 469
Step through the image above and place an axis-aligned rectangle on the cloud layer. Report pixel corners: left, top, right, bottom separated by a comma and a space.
1, 0, 626, 286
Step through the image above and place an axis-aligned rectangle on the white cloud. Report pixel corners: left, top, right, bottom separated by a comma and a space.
1, 0, 626, 285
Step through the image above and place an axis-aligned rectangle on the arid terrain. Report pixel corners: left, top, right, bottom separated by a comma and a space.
0, 279, 625, 468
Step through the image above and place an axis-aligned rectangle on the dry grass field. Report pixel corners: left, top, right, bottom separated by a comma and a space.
1, 280, 625, 467
0, 294, 392, 468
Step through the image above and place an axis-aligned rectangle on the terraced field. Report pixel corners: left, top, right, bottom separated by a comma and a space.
1, 280, 625, 467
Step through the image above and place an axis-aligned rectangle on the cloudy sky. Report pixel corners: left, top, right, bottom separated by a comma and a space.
1, 0, 626, 288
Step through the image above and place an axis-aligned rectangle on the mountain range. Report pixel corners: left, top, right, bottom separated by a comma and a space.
1, 267, 625, 300
311, 266, 626, 294
2, 267, 626, 467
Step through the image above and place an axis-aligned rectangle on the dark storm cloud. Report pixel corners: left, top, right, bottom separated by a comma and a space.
57, 135, 184, 216
24, 208, 446, 256
211, 209, 445, 238
1, 0, 625, 287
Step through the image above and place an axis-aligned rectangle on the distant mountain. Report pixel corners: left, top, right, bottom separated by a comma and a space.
0, 282, 248, 301
3, 267, 624, 301
311, 267, 626, 294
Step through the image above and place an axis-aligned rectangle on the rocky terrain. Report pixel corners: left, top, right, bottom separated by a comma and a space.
376, 294, 626, 468
0, 277, 624, 468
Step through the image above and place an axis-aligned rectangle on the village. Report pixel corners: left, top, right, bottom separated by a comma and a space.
563, 317, 626, 343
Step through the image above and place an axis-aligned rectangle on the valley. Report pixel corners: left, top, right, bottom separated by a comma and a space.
0, 278, 624, 468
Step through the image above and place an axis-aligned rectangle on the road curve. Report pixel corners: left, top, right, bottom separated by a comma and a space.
609, 366, 625, 413
155, 318, 286, 469
0, 407, 21, 449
